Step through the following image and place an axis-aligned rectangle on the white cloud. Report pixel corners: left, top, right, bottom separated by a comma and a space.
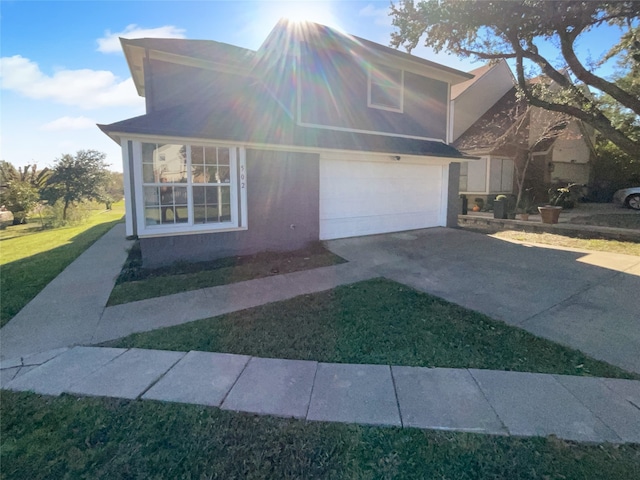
41, 116, 96, 131
97, 24, 186, 53
359, 4, 392, 27
0, 55, 144, 109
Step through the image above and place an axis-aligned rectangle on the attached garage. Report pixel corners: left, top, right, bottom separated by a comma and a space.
319, 152, 450, 240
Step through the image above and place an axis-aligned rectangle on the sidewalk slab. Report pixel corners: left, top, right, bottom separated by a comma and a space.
554, 375, 640, 443
0, 368, 20, 387
5, 346, 126, 396
602, 378, 640, 409
470, 369, 620, 443
0, 224, 132, 360
307, 363, 401, 427
221, 357, 316, 418
143, 351, 250, 406
67, 348, 185, 400
392, 366, 505, 434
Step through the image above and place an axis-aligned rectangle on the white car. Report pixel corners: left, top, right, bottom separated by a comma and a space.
613, 187, 640, 210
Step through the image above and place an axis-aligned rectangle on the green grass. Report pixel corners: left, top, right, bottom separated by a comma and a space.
2, 391, 639, 480
104, 278, 637, 379
0, 203, 125, 327
107, 242, 345, 306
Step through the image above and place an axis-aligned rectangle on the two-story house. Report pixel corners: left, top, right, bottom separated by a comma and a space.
99, 20, 473, 267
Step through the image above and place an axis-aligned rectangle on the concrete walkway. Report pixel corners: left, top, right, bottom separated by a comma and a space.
2, 346, 639, 444
0, 224, 377, 361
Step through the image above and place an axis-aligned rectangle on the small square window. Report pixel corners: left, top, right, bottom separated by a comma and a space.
368, 65, 403, 112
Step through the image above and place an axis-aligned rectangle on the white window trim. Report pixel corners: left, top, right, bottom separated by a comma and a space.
367, 65, 404, 113
132, 141, 247, 238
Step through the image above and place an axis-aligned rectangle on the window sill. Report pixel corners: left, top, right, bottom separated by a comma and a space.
138, 225, 248, 239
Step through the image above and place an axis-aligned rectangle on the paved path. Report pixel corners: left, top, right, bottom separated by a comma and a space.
0, 224, 377, 360
2, 346, 639, 444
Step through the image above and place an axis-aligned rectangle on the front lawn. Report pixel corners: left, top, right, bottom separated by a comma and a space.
2, 391, 639, 480
0, 203, 125, 327
107, 242, 345, 306
104, 278, 637, 379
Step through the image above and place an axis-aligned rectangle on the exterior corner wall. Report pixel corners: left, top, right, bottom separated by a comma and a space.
139, 149, 320, 267
447, 162, 461, 227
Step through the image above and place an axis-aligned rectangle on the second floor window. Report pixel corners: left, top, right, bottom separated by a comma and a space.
368, 65, 403, 112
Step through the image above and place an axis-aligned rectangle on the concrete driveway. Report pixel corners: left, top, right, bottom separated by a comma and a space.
327, 228, 640, 374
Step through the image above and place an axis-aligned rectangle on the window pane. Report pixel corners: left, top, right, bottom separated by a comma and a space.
371, 84, 401, 109
194, 206, 206, 224
204, 147, 217, 165
191, 146, 204, 165
221, 186, 231, 204
174, 187, 188, 206
175, 207, 188, 223
143, 163, 157, 183
205, 186, 219, 204
193, 185, 205, 205
157, 145, 187, 183
217, 166, 230, 183
217, 148, 230, 166
160, 186, 173, 205
144, 187, 160, 206
145, 207, 160, 225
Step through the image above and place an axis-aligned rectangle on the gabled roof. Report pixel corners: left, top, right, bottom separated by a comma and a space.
258, 19, 473, 85
453, 87, 527, 153
450, 63, 494, 100
121, 38, 256, 96
99, 81, 469, 159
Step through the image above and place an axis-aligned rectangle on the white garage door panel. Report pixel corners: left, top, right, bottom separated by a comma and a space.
320, 156, 445, 240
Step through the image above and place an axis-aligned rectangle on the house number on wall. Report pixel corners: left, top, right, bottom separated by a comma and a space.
241, 164, 246, 189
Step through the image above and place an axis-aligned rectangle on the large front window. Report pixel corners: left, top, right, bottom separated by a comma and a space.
138, 142, 246, 235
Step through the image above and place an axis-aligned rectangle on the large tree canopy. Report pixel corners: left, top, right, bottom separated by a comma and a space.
390, 0, 640, 158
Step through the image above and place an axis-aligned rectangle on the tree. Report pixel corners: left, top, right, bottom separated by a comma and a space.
389, 0, 640, 158
42, 150, 111, 220
0, 161, 50, 224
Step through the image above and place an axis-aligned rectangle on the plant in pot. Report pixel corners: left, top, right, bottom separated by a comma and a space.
494, 194, 517, 219
538, 183, 581, 224
493, 195, 508, 219
472, 198, 484, 212
538, 186, 566, 224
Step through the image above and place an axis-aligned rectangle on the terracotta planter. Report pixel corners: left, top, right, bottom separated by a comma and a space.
520, 213, 530, 221
538, 206, 562, 224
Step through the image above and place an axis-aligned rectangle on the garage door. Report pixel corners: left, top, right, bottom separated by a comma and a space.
320, 154, 446, 240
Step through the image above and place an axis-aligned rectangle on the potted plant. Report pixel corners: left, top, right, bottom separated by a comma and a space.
538, 186, 566, 224
493, 195, 508, 219
472, 198, 484, 212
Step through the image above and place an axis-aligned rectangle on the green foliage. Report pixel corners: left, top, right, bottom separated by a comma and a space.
0, 180, 40, 225
42, 150, 111, 220
390, 1, 640, 157
591, 139, 640, 201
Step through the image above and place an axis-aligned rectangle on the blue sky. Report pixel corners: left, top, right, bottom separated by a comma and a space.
1, 0, 625, 172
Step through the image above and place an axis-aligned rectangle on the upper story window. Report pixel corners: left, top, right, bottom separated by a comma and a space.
138, 142, 247, 236
368, 65, 404, 113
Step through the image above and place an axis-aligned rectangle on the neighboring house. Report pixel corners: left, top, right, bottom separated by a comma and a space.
99, 20, 473, 267
452, 60, 595, 201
